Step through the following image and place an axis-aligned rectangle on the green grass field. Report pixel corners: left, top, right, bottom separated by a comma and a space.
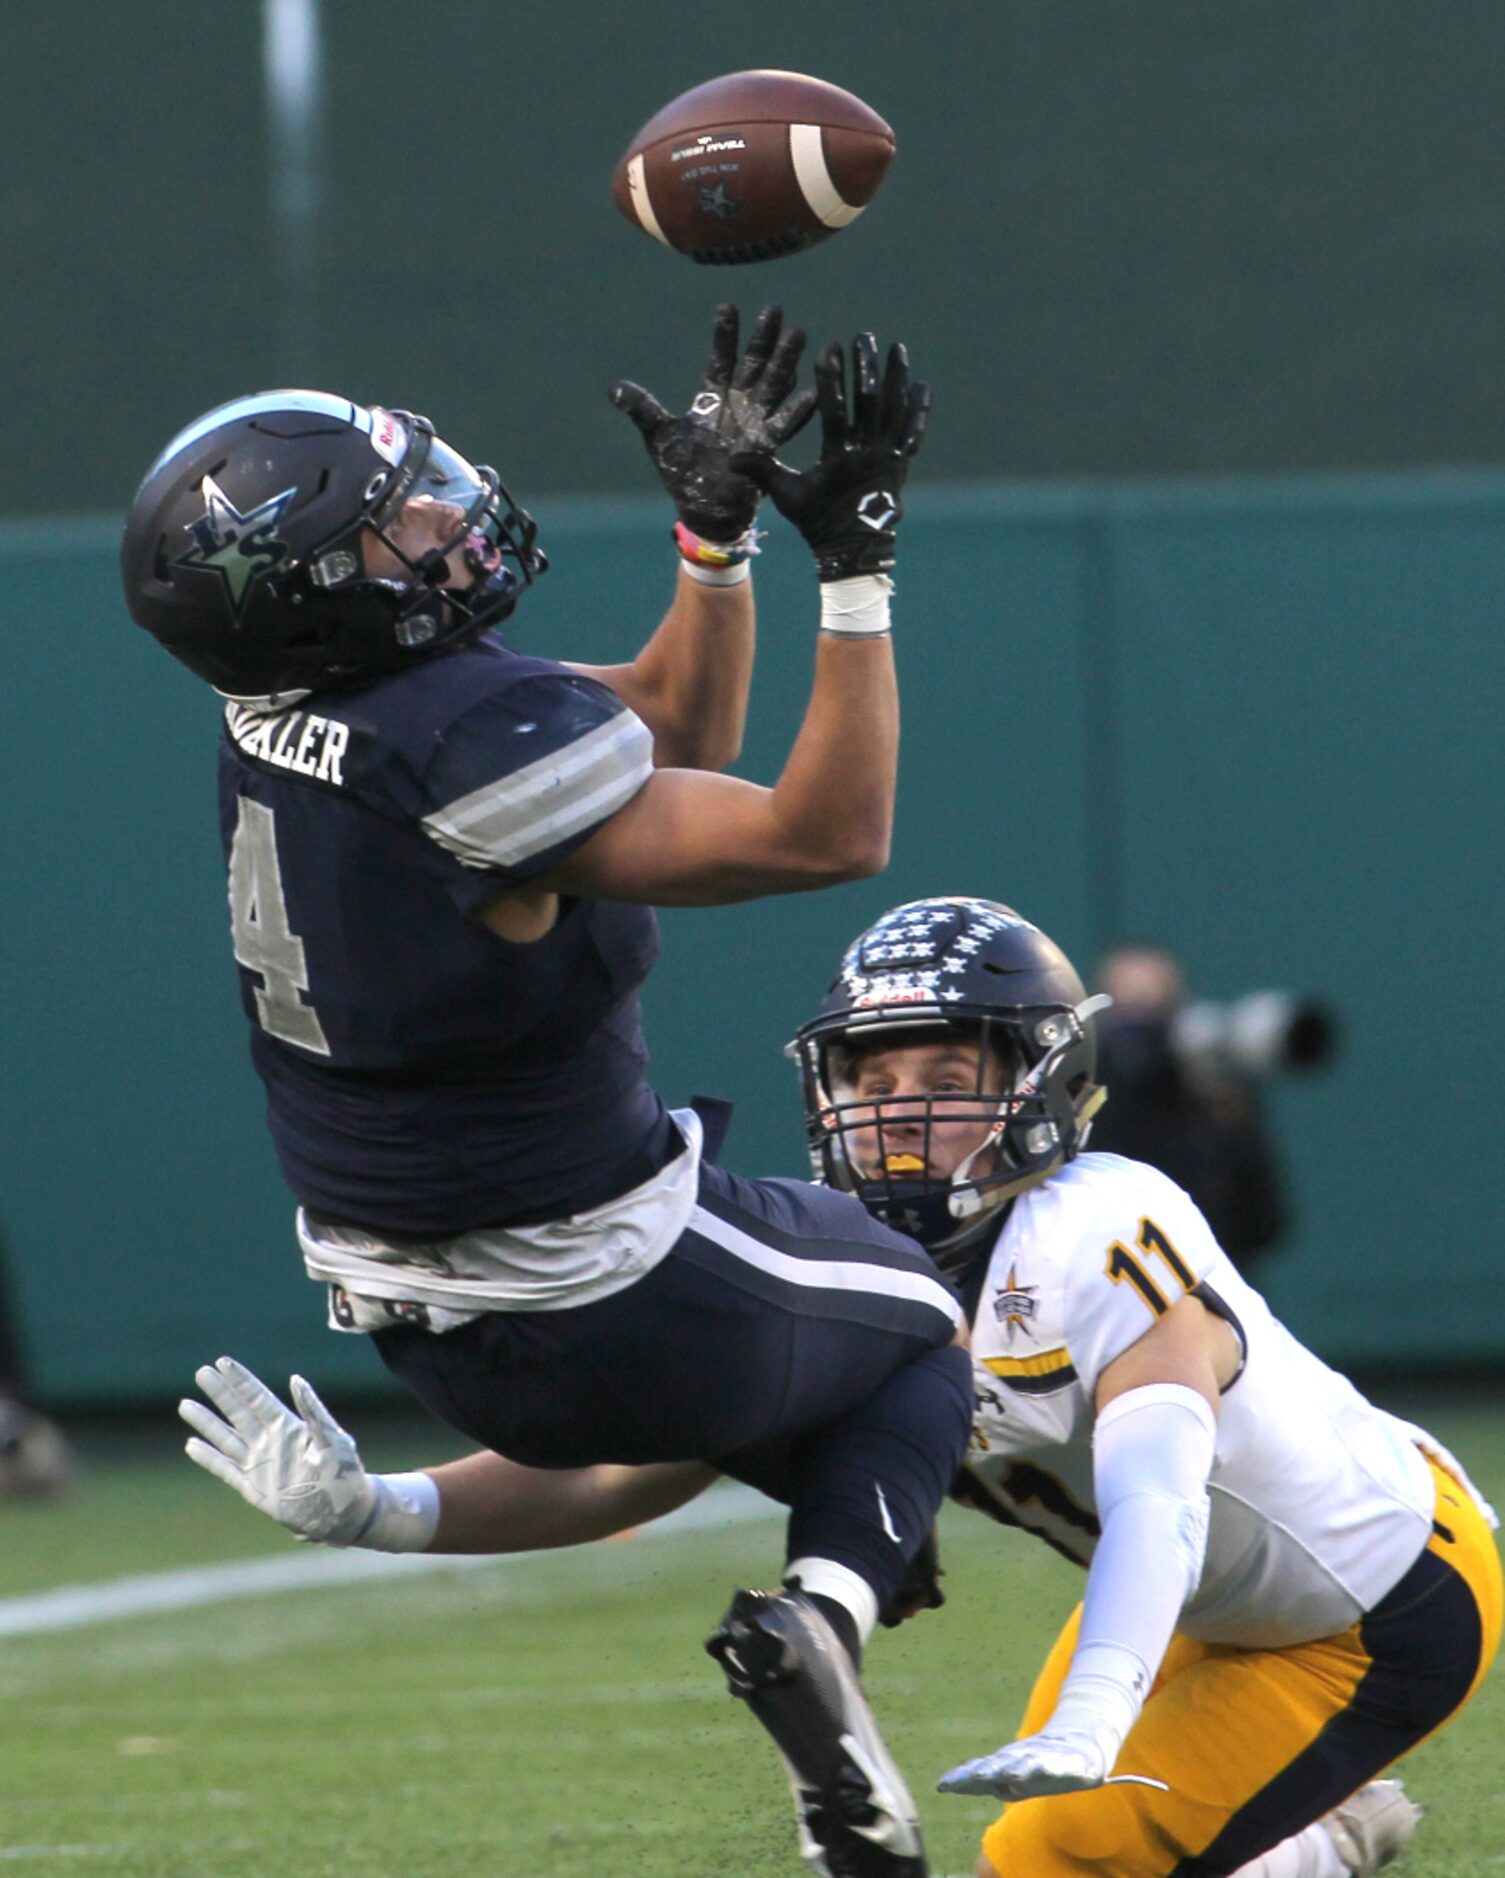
2, 1396, 1502, 1876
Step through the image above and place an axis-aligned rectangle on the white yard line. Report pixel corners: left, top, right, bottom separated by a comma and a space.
0, 1483, 778, 1639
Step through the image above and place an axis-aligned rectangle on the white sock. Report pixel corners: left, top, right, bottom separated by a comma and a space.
784, 1556, 880, 1644
1230, 1820, 1347, 1878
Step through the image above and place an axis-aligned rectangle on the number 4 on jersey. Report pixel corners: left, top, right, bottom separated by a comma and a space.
228, 798, 331, 1054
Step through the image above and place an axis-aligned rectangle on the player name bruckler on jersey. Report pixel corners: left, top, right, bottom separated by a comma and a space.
225, 703, 350, 786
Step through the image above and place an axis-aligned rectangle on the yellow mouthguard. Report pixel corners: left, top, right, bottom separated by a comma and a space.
884, 1154, 926, 1175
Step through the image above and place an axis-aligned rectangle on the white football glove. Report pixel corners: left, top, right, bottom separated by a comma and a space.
937, 1728, 1109, 1801
179, 1355, 378, 1545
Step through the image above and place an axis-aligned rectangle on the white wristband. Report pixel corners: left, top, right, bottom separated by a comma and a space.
819, 573, 894, 636
681, 556, 751, 587
350, 1469, 442, 1552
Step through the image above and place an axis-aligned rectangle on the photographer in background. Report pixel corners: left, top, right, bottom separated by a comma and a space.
1089, 944, 1336, 1279
0, 1221, 72, 1500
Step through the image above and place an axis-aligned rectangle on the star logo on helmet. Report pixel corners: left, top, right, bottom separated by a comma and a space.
176, 475, 297, 620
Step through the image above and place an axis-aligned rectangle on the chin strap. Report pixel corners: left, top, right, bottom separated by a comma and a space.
945, 997, 1113, 1221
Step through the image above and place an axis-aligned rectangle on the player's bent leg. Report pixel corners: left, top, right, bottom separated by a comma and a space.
1224, 1780, 1421, 1878
702, 1288, 971, 1877
709, 1584, 927, 1878
979, 1614, 1377, 1878
979, 1453, 1497, 1878
776, 1342, 975, 1624
1189, 1464, 1498, 1876
705, 1347, 971, 1876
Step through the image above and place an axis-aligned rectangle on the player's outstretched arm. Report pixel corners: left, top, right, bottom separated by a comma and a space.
939, 1299, 1227, 1802
179, 1356, 715, 1554
577, 304, 816, 772
536, 334, 930, 907
424, 1451, 718, 1553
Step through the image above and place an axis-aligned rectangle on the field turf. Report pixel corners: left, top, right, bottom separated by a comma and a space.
1, 1394, 1501, 1875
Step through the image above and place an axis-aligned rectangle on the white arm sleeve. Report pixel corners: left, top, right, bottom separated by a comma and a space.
1046, 1384, 1217, 1766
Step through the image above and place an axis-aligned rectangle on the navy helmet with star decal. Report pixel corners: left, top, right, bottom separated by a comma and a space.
121, 390, 546, 706
790, 897, 1110, 1274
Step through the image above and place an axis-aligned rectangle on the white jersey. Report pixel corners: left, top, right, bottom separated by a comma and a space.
962, 1152, 1437, 1648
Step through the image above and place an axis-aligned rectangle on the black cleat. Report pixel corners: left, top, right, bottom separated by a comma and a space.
707, 1587, 928, 1878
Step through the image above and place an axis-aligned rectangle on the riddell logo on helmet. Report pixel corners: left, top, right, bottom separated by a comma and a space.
855, 986, 932, 1006
368, 409, 406, 467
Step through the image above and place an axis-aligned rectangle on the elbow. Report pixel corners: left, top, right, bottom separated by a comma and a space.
697, 728, 743, 773
822, 830, 891, 884
655, 727, 742, 774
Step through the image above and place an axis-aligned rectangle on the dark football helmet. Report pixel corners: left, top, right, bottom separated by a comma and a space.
790, 898, 1110, 1273
121, 390, 547, 705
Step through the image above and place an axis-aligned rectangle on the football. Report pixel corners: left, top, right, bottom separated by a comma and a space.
612, 70, 895, 265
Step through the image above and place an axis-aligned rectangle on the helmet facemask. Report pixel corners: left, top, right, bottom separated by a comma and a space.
273, 416, 547, 689
789, 896, 1112, 1278
796, 1008, 1105, 1269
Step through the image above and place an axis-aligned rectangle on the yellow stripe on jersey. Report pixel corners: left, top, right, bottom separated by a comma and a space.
982, 1348, 1079, 1399
983, 1347, 1074, 1380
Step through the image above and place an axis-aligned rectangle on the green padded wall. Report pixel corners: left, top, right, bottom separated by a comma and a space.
2, 475, 1502, 1402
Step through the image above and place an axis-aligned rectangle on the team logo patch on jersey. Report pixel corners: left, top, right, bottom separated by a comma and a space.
993, 1260, 1039, 1345
177, 474, 296, 619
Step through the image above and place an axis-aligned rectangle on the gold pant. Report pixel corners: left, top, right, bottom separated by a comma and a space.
983, 1459, 1502, 1877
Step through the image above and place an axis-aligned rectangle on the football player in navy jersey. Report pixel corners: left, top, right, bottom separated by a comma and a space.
128, 306, 971, 1877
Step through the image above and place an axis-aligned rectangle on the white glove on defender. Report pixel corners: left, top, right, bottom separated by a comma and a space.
937, 1717, 1109, 1801
180, 1355, 426, 1547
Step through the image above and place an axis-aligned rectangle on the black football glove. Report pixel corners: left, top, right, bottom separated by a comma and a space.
730, 333, 931, 581
610, 303, 817, 543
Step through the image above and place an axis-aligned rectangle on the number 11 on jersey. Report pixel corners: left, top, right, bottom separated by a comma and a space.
1105, 1217, 1196, 1318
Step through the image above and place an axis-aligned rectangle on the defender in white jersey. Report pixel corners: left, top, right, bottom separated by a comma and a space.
789, 897, 1501, 1878
962, 1151, 1437, 1648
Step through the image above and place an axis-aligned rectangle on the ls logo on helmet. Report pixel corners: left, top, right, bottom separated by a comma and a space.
176, 475, 296, 620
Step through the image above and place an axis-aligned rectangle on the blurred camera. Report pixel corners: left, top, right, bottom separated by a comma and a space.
1171, 992, 1338, 1085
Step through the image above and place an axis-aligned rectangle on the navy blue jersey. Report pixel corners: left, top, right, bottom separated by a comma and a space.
217, 633, 676, 1234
